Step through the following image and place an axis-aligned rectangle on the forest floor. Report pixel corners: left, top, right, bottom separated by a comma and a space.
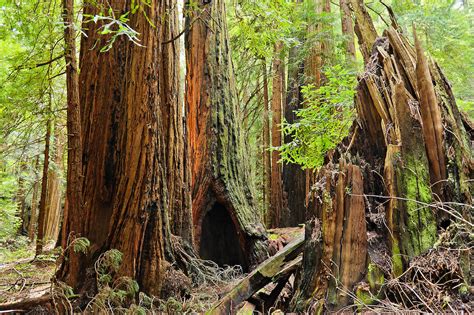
0, 227, 304, 313
0, 238, 58, 306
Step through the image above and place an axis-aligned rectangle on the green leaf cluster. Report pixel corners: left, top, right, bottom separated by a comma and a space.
279, 65, 356, 169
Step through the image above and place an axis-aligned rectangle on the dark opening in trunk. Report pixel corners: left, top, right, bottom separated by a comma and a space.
199, 203, 248, 271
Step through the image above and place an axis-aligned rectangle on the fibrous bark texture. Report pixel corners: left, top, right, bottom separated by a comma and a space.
61, 0, 83, 253
42, 126, 64, 243
269, 41, 285, 228
292, 26, 473, 312
185, 0, 267, 269
59, 0, 189, 297
262, 62, 272, 225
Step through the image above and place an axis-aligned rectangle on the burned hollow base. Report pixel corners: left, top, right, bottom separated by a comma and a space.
199, 202, 248, 271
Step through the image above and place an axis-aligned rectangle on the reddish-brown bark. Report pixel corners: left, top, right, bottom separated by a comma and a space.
58, 0, 189, 296
269, 41, 285, 228
186, 0, 267, 268
35, 119, 51, 255
262, 61, 272, 225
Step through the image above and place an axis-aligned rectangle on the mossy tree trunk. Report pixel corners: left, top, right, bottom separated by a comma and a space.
185, 0, 268, 269
58, 0, 190, 297
291, 22, 473, 312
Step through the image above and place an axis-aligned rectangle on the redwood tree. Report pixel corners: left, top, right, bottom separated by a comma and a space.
59, 0, 189, 296
185, 0, 268, 269
269, 41, 285, 228
282, 45, 306, 227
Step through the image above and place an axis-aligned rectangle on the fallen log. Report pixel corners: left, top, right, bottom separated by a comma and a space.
207, 233, 304, 314
0, 294, 51, 312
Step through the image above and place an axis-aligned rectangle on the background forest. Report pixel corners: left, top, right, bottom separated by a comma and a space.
0, 0, 472, 313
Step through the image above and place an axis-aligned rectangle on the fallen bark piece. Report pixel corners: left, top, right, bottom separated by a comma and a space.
207, 233, 304, 314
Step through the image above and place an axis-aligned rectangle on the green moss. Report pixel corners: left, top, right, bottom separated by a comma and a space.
355, 287, 376, 310
367, 263, 384, 290
268, 233, 279, 241
391, 240, 404, 277
458, 283, 469, 295
400, 155, 437, 258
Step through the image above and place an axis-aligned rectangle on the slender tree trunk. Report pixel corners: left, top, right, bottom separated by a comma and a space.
36, 119, 51, 255
262, 61, 271, 225
186, 0, 268, 269
339, 0, 356, 62
16, 160, 27, 235
61, 0, 82, 254
58, 0, 189, 297
43, 125, 64, 243
28, 156, 40, 241
269, 41, 285, 228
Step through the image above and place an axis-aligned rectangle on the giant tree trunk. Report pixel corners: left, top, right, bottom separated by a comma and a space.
58, 0, 189, 297
291, 23, 473, 312
185, 0, 268, 270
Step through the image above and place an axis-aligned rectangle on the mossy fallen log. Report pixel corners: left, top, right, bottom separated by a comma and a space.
207, 233, 304, 314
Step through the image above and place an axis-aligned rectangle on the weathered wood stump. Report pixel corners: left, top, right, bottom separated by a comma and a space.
291, 26, 473, 312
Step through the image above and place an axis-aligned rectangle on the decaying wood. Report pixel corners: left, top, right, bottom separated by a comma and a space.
291, 23, 473, 311
0, 294, 51, 312
350, 0, 377, 63
209, 233, 304, 314
413, 27, 446, 198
